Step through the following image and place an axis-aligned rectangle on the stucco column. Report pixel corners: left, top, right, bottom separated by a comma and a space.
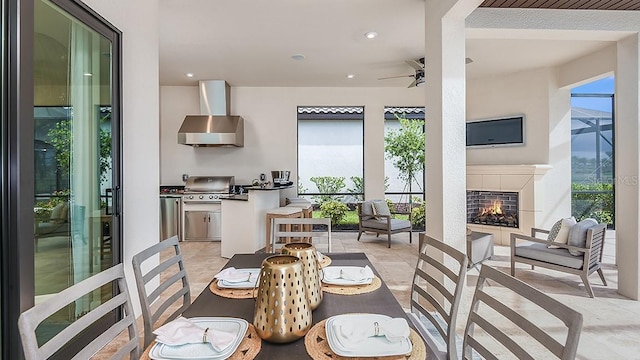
425, 0, 482, 251
615, 34, 640, 300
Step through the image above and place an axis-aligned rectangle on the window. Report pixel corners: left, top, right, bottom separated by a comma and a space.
384, 107, 425, 228
297, 106, 364, 209
571, 77, 614, 227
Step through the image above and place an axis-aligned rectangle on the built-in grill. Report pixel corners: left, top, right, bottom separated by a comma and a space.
181, 176, 234, 241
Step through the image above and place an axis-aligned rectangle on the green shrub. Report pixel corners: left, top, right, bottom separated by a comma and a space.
410, 196, 425, 227
310, 176, 346, 205
320, 200, 349, 225
571, 182, 614, 226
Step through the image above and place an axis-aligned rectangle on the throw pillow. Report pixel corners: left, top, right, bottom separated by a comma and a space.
372, 200, 391, 218
49, 203, 67, 224
547, 217, 576, 248
567, 218, 599, 256
361, 201, 375, 216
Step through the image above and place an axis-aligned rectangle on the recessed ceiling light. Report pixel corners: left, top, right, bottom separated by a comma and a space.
83, 73, 93, 77
185, 73, 194, 77
364, 31, 378, 39
346, 74, 355, 79
291, 54, 305, 61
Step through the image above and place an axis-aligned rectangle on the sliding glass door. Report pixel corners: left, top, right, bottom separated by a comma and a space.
32, 0, 121, 350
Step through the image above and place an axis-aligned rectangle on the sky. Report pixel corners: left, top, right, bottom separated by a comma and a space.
571, 76, 614, 112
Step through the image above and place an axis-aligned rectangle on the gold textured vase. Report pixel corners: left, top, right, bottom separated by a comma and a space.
281, 242, 323, 310
253, 255, 312, 343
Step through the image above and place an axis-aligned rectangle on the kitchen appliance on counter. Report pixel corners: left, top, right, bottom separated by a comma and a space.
271, 170, 291, 185
181, 176, 234, 241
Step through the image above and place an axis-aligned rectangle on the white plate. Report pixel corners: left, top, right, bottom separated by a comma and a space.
217, 268, 260, 289
325, 314, 412, 358
149, 317, 248, 360
321, 266, 374, 286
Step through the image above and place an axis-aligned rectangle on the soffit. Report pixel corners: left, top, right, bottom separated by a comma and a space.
480, 0, 640, 11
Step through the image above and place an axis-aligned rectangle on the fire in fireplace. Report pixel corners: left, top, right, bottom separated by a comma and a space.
467, 191, 519, 228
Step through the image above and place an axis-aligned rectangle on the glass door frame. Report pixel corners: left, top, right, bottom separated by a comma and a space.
2, 0, 122, 358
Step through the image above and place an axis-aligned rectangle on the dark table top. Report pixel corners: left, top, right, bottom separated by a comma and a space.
183, 252, 432, 359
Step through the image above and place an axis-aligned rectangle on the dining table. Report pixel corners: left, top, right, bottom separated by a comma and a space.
151, 252, 434, 359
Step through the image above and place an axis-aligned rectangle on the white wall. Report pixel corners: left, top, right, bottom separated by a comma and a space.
83, 0, 160, 315
160, 86, 425, 200
467, 66, 572, 229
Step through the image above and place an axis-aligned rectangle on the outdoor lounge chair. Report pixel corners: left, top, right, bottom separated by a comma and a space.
357, 200, 412, 248
510, 220, 607, 298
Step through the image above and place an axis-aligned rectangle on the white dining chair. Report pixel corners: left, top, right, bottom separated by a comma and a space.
407, 233, 468, 360
463, 265, 583, 360
271, 217, 332, 253
18, 264, 140, 360
132, 235, 191, 348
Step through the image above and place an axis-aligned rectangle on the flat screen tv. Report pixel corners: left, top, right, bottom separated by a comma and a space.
466, 115, 525, 147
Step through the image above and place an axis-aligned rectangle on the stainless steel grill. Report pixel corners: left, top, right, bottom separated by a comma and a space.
182, 176, 234, 204
181, 176, 234, 241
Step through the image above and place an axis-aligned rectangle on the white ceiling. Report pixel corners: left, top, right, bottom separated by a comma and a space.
159, 0, 625, 88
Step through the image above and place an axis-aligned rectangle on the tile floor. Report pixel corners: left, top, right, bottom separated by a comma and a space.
98, 230, 640, 359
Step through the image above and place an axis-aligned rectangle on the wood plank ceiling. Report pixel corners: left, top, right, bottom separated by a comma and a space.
480, 0, 640, 11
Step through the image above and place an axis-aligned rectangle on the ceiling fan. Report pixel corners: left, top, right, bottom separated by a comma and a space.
378, 57, 474, 88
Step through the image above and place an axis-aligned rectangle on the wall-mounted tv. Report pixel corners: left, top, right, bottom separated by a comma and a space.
466, 115, 525, 148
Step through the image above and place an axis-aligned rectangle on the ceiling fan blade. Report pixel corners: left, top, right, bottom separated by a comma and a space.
405, 59, 423, 71
378, 74, 414, 80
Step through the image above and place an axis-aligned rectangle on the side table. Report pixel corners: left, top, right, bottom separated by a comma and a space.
467, 231, 494, 268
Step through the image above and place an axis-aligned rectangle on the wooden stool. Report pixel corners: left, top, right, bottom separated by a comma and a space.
266, 207, 303, 252
286, 203, 313, 241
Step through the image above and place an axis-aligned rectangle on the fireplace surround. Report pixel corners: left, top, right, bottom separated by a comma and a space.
466, 165, 551, 245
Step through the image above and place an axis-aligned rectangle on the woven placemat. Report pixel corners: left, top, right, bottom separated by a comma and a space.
140, 324, 262, 360
322, 276, 382, 295
318, 255, 332, 268
209, 280, 256, 299
304, 319, 426, 360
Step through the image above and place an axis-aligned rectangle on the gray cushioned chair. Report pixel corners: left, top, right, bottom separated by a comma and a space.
357, 200, 412, 248
510, 222, 607, 298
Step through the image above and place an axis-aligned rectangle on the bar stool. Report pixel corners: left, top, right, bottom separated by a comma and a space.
265, 207, 303, 252
286, 202, 313, 241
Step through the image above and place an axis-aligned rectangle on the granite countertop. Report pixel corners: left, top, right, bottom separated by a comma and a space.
244, 184, 293, 191
221, 194, 249, 201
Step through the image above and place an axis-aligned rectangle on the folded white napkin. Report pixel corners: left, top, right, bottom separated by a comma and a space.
317, 251, 324, 262
323, 266, 374, 281
333, 317, 410, 348
154, 317, 238, 352
214, 267, 255, 283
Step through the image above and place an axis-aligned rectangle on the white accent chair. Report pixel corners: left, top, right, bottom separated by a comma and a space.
132, 235, 191, 348
407, 233, 468, 360
271, 217, 332, 253
18, 264, 140, 360
463, 265, 583, 360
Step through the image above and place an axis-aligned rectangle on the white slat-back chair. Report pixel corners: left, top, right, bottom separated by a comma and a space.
18, 264, 140, 360
463, 265, 583, 360
132, 235, 191, 348
407, 233, 468, 360
271, 217, 332, 253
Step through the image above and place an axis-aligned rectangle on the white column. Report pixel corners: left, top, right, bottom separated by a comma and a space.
424, 0, 483, 251
615, 34, 640, 300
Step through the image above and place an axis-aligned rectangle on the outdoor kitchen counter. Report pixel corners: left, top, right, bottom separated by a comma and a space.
220, 186, 292, 258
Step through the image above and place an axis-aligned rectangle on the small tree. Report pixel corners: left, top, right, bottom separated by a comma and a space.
385, 113, 425, 212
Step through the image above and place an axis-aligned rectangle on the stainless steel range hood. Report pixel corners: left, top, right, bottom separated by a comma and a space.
178, 80, 244, 147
